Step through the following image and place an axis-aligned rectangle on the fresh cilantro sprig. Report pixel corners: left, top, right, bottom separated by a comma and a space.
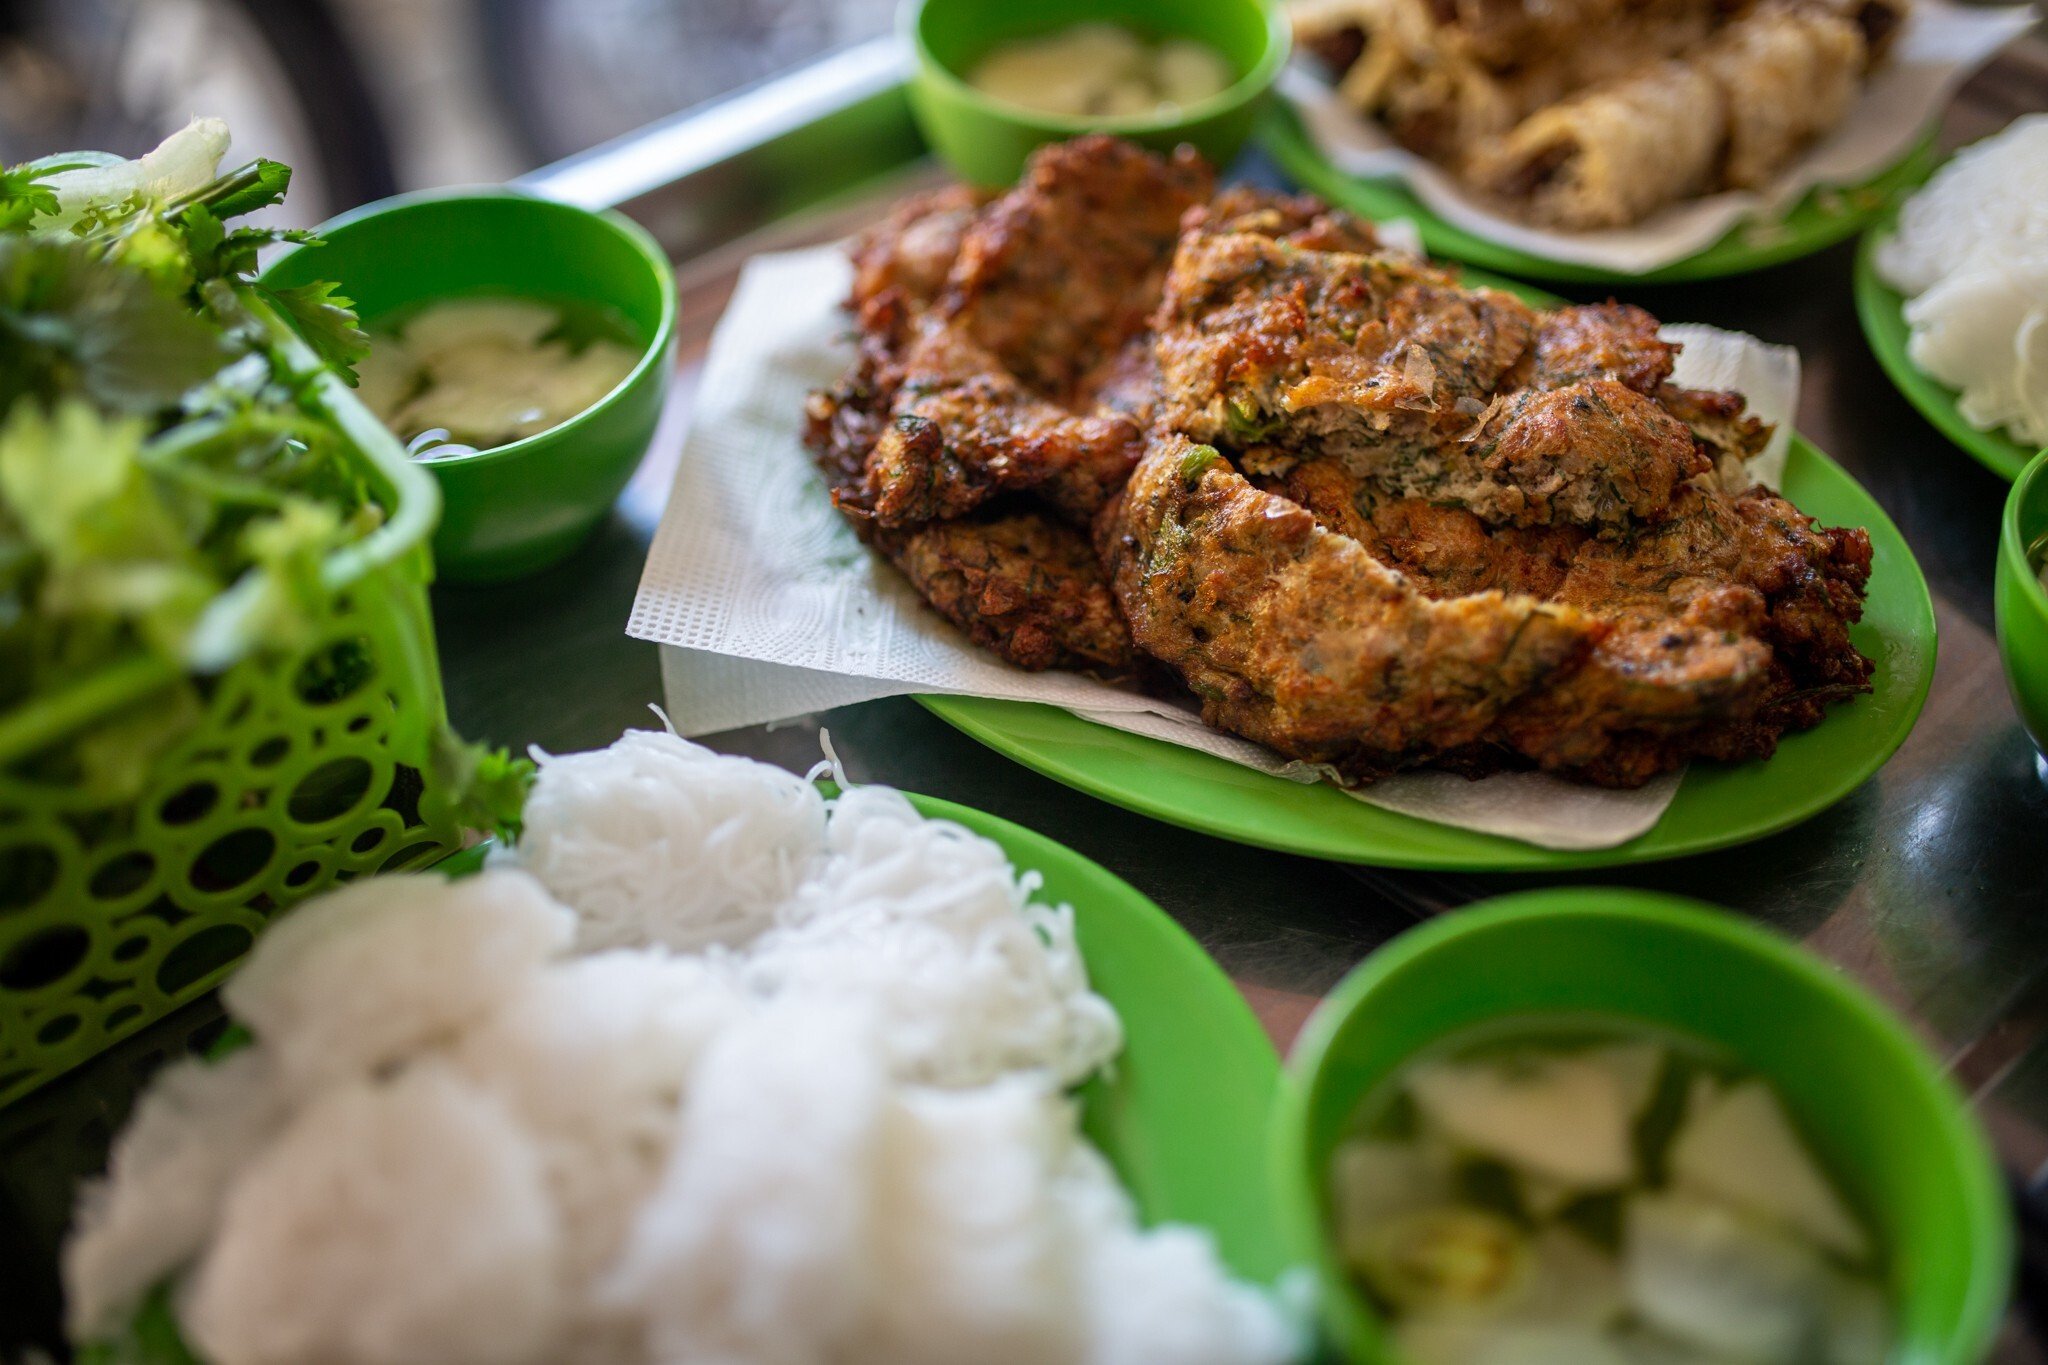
2, 134, 521, 836
0, 161, 62, 232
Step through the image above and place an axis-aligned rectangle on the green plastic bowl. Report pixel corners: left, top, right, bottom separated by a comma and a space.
1277, 888, 2012, 1365
262, 189, 677, 584
1998, 447, 2048, 761
905, 0, 1289, 186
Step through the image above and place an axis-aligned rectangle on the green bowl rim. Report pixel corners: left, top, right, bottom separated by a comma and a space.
903, 0, 1292, 138
2004, 446, 2048, 620
1275, 886, 2015, 1365
267, 185, 679, 471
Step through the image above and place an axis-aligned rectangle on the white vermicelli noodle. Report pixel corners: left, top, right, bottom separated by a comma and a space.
747, 784, 1122, 1087
503, 729, 828, 952
603, 998, 894, 1365
446, 951, 746, 1304
1062, 1141, 1304, 1365
66, 730, 1297, 1365
853, 1077, 1084, 1365
1904, 259, 2048, 446
183, 1063, 565, 1365
62, 1049, 288, 1337
1874, 114, 2048, 294
1873, 114, 2048, 446
220, 867, 573, 1094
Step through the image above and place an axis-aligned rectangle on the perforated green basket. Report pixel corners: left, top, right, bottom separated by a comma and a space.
0, 300, 464, 1109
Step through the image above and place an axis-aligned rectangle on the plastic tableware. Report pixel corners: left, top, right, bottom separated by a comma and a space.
920, 441, 1935, 871
918, 260, 1935, 869
1260, 99, 1940, 286
1998, 447, 2048, 760
1276, 887, 2012, 1365
262, 189, 678, 584
905, 0, 1290, 186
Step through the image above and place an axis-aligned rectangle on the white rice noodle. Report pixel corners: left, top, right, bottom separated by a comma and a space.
1057, 1144, 1301, 1365
503, 729, 827, 952
745, 784, 1122, 1088
1873, 114, 2048, 446
446, 951, 745, 1304
68, 732, 1295, 1365
220, 867, 572, 1093
853, 1077, 1083, 1364
603, 999, 894, 1365
1874, 114, 2048, 294
63, 1049, 288, 1336
1904, 258, 2048, 447
182, 1062, 564, 1365
609, 1003, 1295, 1365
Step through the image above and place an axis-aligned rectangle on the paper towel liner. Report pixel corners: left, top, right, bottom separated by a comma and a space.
631, 246, 1806, 850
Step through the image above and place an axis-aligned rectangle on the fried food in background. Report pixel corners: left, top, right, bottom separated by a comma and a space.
1295, 0, 1911, 228
811, 138, 1874, 788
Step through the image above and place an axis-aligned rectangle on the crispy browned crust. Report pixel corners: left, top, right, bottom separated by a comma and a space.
1254, 452, 1870, 784
875, 512, 1136, 673
808, 137, 1875, 786
1104, 435, 1599, 779
1524, 302, 1678, 393
804, 136, 1211, 670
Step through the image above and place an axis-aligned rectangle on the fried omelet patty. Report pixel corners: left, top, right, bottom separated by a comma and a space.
808, 137, 1873, 787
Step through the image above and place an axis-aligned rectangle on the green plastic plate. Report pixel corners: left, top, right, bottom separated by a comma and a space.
1854, 206, 2040, 482
90, 793, 1287, 1361
1258, 99, 1940, 285
921, 435, 1936, 871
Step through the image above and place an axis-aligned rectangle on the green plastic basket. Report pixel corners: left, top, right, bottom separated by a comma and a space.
0, 297, 464, 1109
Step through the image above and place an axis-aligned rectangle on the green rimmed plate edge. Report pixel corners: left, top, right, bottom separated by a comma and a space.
1257, 97, 1940, 285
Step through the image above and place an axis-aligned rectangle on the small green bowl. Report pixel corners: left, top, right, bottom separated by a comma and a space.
1999, 448, 2048, 761
905, 0, 1289, 186
262, 189, 677, 584
1277, 888, 2011, 1365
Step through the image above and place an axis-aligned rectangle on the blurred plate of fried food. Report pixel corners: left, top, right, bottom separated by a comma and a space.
1265, 0, 2030, 282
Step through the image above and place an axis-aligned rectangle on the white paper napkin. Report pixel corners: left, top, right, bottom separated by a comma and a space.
630, 247, 1801, 850
1288, 0, 2036, 274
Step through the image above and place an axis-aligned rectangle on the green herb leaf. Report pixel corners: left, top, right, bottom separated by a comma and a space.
75, 1282, 202, 1365
263, 279, 369, 383
1178, 443, 1225, 486
196, 158, 293, 220
0, 236, 229, 415
0, 131, 400, 816
432, 728, 538, 839
0, 160, 63, 232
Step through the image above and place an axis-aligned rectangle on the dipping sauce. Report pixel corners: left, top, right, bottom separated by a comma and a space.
967, 23, 1234, 120
358, 296, 640, 460
1329, 1024, 1888, 1365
